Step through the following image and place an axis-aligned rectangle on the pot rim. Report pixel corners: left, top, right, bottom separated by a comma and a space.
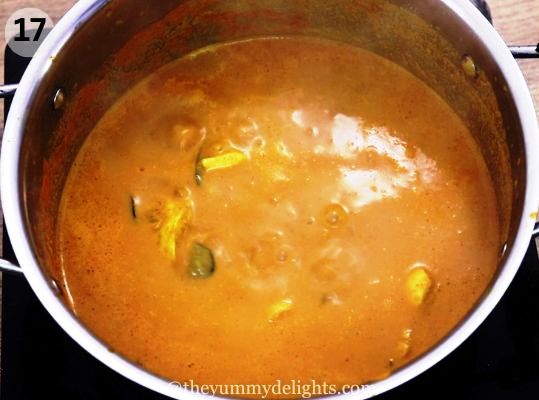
1, 0, 538, 398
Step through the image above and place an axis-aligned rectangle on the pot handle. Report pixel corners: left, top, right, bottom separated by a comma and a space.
0, 83, 18, 98
470, 0, 538, 59
1, 88, 21, 274
0, 258, 24, 276
510, 44, 539, 59
532, 222, 539, 261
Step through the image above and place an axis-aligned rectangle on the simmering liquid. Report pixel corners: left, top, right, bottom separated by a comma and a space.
58, 37, 499, 395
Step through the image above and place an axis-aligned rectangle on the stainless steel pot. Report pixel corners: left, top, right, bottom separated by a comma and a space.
1, 0, 538, 398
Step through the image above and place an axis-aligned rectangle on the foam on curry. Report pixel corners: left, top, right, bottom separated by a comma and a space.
57, 37, 499, 394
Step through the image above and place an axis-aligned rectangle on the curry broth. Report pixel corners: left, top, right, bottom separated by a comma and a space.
58, 37, 499, 392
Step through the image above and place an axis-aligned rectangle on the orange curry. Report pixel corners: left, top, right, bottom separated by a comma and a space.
58, 37, 499, 394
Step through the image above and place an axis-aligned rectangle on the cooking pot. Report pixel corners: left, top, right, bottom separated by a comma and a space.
1, 0, 538, 398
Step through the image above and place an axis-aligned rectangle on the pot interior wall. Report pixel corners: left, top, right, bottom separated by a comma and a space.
20, 0, 520, 299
